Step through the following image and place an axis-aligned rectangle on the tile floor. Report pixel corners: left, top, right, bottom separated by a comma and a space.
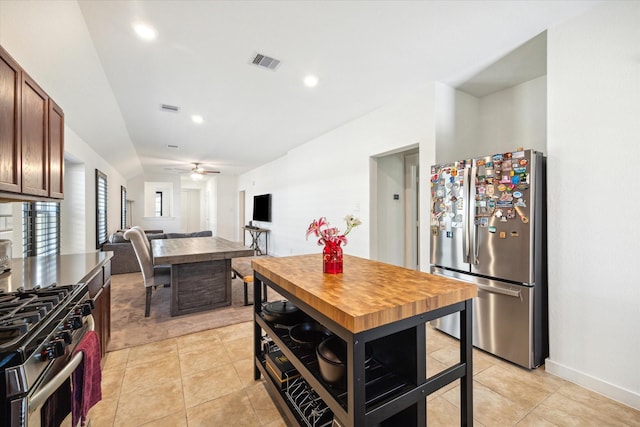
86, 322, 640, 426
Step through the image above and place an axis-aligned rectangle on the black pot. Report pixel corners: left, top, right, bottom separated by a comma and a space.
316, 335, 373, 385
274, 322, 332, 349
262, 300, 302, 325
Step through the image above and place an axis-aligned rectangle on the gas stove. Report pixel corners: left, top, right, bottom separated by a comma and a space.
0, 281, 94, 426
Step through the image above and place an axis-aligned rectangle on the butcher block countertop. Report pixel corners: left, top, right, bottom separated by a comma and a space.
152, 236, 254, 265
252, 254, 477, 333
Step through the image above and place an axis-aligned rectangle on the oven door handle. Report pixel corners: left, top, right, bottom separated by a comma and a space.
29, 314, 95, 411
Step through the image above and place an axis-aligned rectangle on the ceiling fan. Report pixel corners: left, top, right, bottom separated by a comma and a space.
189, 163, 220, 180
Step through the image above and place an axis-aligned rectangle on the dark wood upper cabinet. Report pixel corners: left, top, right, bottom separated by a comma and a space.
21, 73, 49, 197
0, 44, 64, 201
0, 46, 21, 193
48, 99, 64, 199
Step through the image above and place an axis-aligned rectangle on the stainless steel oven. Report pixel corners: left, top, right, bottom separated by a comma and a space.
1, 282, 94, 427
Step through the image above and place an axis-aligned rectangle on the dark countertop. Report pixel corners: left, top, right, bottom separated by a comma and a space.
152, 237, 254, 265
0, 251, 113, 293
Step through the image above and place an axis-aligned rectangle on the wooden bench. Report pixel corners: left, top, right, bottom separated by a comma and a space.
232, 256, 268, 306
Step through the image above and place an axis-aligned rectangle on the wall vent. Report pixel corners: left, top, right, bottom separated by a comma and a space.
251, 53, 281, 71
160, 104, 180, 112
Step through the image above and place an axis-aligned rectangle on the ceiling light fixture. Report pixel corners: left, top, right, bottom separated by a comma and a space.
304, 75, 319, 87
133, 22, 157, 41
190, 171, 204, 181
191, 115, 203, 124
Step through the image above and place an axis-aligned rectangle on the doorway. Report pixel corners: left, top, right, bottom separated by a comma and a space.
373, 146, 419, 269
181, 188, 201, 232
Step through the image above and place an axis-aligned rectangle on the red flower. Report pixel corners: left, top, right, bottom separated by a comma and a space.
305, 215, 360, 246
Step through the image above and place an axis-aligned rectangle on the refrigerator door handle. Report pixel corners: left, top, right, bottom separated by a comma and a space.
475, 282, 521, 298
462, 165, 470, 263
469, 165, 479, 264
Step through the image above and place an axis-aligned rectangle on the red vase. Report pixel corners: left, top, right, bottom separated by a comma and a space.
323, 240, 343, 274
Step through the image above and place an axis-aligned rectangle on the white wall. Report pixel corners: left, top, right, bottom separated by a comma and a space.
545, 2, 640, 409
63, 126, 127, 251
216, 175, 239, 241
238, 156, 289, 255
479, 76, 547, 156
436, 76, 547, 163
435, 85, 479, 163
238, 86, 437, 267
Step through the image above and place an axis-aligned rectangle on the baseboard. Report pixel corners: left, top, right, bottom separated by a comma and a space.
545, 358, 640, 410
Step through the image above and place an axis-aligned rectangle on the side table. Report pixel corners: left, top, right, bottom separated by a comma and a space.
243, 226, 270, 255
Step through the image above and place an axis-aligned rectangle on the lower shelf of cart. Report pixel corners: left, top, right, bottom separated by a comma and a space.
258, 352, 416, 427
257, 358, 334, 427
258, 319, 415, 414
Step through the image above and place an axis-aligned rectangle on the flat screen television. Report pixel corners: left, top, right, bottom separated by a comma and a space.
252, 194, 272, 222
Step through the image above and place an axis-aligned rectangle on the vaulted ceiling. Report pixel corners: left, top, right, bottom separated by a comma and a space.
48, 2, 604, 178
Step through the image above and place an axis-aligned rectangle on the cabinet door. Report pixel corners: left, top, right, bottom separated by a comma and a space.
102, 278, 111, 355
92, 287, 106, 358
21, 73, 48, 197
48, 99, 64, 198
0, 46, 21, 193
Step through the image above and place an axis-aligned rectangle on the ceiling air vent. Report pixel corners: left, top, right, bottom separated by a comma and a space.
160, 103, 180, 113
251, 53, 281, 71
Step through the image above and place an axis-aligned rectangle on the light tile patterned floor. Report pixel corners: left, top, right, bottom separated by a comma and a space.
87, 322, 640, 426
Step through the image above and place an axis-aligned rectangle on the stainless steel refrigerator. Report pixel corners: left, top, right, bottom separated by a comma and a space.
429, 149, 547, 369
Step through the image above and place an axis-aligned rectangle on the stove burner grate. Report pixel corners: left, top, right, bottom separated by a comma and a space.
0, 285, 75, 350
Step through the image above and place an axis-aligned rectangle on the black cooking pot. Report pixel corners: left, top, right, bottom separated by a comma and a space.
262, 300, 303, 325
274, 322, 332, 349
316, 335, 373, 385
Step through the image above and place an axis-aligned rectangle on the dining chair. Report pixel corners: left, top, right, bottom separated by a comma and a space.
131, 225, 150, 253
123, 228, 171, 317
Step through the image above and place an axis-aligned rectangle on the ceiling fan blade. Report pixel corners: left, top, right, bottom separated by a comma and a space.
202, 170, 220, 174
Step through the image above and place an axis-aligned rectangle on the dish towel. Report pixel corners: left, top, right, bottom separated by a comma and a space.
72, 330, 102, 427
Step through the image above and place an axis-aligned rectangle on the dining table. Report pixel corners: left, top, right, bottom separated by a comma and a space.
151, 236, 254, 316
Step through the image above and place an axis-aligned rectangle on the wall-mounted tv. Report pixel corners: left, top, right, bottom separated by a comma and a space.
252, 193, 272, 222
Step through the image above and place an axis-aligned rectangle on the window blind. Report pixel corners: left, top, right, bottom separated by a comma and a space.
96, 169, 108, 248
121, 186, 127, 229
22, 202, 60, 257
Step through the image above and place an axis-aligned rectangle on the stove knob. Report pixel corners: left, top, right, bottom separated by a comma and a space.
41, 339, 66, 360
85, 299, 95, 309
75, 302, 93, 316
58, 330, 73, 345
65, 315, 83, 330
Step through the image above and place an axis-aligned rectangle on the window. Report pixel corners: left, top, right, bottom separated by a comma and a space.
22, 202, 60, 257
155, 191, 163, 216
96, 169, 108, 248
121, 186, 127, 229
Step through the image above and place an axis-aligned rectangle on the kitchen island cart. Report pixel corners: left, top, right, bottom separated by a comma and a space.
252, 254, 477, 426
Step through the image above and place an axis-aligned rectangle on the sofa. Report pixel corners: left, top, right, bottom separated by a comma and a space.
102, 229, 213, 274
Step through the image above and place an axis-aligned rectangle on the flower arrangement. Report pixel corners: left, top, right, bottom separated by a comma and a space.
306, 214, 362, 246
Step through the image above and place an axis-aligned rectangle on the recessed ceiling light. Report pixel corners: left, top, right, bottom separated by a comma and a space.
191, 115, 204, 124
133, 22, 157, 41
303, 75, 319, 87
